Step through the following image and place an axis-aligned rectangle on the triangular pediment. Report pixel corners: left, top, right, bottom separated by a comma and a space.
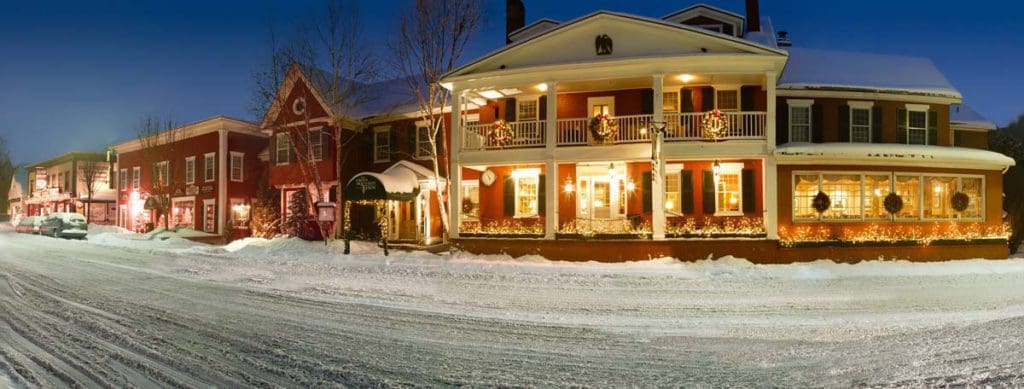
260, 64, 335, 129
446, 12, 784, 79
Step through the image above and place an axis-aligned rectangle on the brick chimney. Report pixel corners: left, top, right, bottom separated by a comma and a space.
745, 0, 761, 33
506, 0, 525, 44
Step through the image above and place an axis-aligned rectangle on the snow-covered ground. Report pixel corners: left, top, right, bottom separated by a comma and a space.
2, 228, 1024, 386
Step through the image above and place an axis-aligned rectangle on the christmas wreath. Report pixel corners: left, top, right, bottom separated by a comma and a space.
884, 192, 903, 215
589, 114, 618, 142
488, 120, 513, 147
951, 191, 970, 212
462, 197, 476, 214
812, 191, 831, 214
701, 109, 727, 140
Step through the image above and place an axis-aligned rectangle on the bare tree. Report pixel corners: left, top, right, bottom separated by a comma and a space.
79, 159, 106, 224
392, 0, 483, 240
0, 135, 13, 217
253, 0, 380, 240
135, 116, 181, 230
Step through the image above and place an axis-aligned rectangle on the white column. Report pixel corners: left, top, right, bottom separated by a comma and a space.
449, 89, 463, 240
651, 74, 666, 240
544, 82, 558, 239
764, 72, 779, 240
218, 129, 228, 236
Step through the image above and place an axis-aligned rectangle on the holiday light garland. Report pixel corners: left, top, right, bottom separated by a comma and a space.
460, 219, 544, 235
558, 219, 652, 239
667, 216, 767, 237
701, 109, 727, 140
589, 114, 618, 142
779, 221, 1010, 247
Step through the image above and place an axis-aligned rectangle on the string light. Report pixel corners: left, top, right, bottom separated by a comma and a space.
779, 221, 1010, 247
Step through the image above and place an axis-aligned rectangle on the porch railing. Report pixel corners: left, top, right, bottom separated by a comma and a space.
663, 111, 766, 141
462, 120, 546, 151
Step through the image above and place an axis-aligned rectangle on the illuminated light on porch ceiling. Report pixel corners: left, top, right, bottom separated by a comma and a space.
477, 90, 504, 99
499, 88, 522, 96
469, 97, 488, 106
510, 168, 541, 179
874, 188, 883, 197
536, 83, 548, 92
678, 74, 696, 83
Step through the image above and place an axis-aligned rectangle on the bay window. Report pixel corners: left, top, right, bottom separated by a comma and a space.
793, 174, 820, 220
961, 177, 983, 219
925, 176, 957, 219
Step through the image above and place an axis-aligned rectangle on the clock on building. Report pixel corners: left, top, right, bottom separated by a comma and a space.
480, 169, 497, 187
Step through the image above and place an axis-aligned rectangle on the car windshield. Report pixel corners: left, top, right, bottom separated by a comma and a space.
68, 215, 86, 223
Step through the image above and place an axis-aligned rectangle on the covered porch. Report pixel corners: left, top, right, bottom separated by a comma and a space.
342, 161, 445, 253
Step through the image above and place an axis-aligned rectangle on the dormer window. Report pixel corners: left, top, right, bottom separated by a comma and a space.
662, 4, 744, 37
698, 24, 724, 33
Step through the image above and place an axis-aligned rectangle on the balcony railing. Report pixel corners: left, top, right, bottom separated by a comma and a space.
462, 111, 766, 151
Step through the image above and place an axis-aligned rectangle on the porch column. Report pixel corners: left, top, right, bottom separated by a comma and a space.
217, 129, 228, 236
544, 81, 558, 239
651, 74, 666, 240
449, 88, 463, 240
764, 72, 779, 240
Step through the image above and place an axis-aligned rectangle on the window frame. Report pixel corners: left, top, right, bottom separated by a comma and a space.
185, 156, 196, 185
664, 164, 684, 215
788, 99, 813, 143
714, 87, 740, 112
119, 169, 127, 191
460, 180, 480, 220
132, 167, 140, 191
308, 128, 323, 162
848, 101, 873, 143
230, 152, 244, 182
904, 104, 930, 145
513, 173, 540, 219
516, 96, 540, 122
204, 152, 216, 183
373, 126, 391, 163
415, 125, 433, 160
156, 161, 169, 186
662, 91, 680, 113
713, 163, 743, 216
275, 133, 291, 165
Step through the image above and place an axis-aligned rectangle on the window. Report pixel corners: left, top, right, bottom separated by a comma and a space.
517, 98, 538, 121
230, 198, 250, 227
275, 133, 290, 164
907, 109, 928, 145
373, 127, 391, 163
662, 91, 679, 113
308, 129, 323, 161
461, 181, 479, 220
850, 102, 872, 143
230, 152, 244, 182
715, 170, 742, 216
821, 174, 861, 220
664, 171, 680, 214
155, 161, 169, 186
715, 89, 738, 112
172, 199, 195, 228
132, 167, 140, 190
788, 100, 813, 142
204, 153, 215, 182
793, 174, 820, 220
416, 126, 432, 159
119, 169, 127, 191
185, 157, 196, 184
514, 174, 539, 218
863, 175, 891, 220
925, 176, 957, 219
961, 177, 983, 219
895, 175, 921, 219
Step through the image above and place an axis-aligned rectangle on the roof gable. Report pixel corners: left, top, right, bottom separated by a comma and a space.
445, 11, 784, 80
662, 4, 745, 36
260, 64, 337, 129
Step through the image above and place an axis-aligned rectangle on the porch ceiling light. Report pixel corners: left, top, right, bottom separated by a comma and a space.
679, 74, 695, 83
499, 88, 522, 96
469, 97, 488, 106
536, 83, 548, 92
478, 90, 504, 99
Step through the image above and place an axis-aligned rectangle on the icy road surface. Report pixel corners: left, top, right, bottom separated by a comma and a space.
2, 230, 1024, 387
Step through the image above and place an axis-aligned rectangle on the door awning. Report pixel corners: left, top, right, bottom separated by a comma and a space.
344, 169, 419, 202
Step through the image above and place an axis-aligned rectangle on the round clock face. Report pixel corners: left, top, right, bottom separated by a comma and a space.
481, 169, 497, 187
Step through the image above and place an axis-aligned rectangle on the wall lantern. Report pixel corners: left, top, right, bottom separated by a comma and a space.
712, 160, 722, 178
626, 179, 636, 192
563, 177, 574, 194
607, 163, 616, 178
317, 202, 337, 222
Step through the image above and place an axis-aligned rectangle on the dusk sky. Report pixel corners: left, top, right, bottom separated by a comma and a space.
1, 0, 1021, 165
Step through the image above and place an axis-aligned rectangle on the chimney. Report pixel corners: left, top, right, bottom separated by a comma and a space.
745, 0, 760, 33
777, 31, 792, 47
506, 0, 526, 44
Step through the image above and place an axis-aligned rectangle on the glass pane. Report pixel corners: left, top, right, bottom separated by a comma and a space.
864, 175, 891, 219
822, 174, 861, 219
665, 173, 679, 213
717, 173, 741, 213
593, 181, 610, 219
793, 174, 819, 219
717, 90, 738, 110
961, 177, 983, 219
518, 101, 538, 120
663, 92, 679, 112
925, 176, 957, 219
909, 111, 926, 129
578, 179, 590, 216
896, 176, 921, 219
516, 177, 538, 216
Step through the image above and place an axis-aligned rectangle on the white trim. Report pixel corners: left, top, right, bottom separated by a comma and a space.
787, 100, 813, 143
373, 126, 391, 163
229, 152, 244, 182
185, 156, 196, 185
415, 125, 432, 160
905, 103, 930, 112
132, 167, 140, 191
848, 103, 873, 143
292, 97, 307, 115
848, 101, 874, 109
275, 133, 290, 165
204, 152, 216, 183
777, 89, 961, 105
111, 116, 263, 154
713, 165, 743, 217
515, 95, 540, 122
587, 96, 615, 117
119, 169, 127, 191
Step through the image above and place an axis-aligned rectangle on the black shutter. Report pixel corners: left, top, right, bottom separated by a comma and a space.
701, 87, 715, 111
702, 170, 715, 214
289, 135, 297, 163
897, 109, 907, 144
214, 152, 219, 178
742, 169, 754, 213
504, 99, 516, 122
642, 171, 652, 213
871, 106, 883, 143
640, 89, 654, 115
321, 129, 330, 160
503, 175, 514, 217
329, 185, 338, 202
406, 126, 417, 156
538, 174, 546, 216
838, 105, 850, 142
167, 161, 173, 184
681, 170, 694, 214
269, 134, 277, 164
538, 96, 547, 120
740, 86, 755, 112
811, 104, 824, 143
928, 110, 939, 145
777, 100, 789, 145
680, 88, 694, 113
151, 164, 156, 185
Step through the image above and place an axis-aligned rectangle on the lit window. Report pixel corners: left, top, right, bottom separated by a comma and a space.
789, 101, 812, 142
230, 198, 250, 227
716, 89, 738, 111
416, 126, 432, 158
119, 169, 127, 190
460, 181, 479, 220
665, 172, 680, 214
155, 161, 169, 186
172, 199, 195, 228
185, 157, 196, 184
821, 174, 861, 220
895, 175, 921, 219
514, 175, 539, 218
230, 152, 244, 182
715, 172, 741, 215
961, 177, 983, 219
308, 129, 323, 161
374, 127, 390, 162
793, 174, 820, 220
864, 175, 891, 219
907, 110, 928, 145
925, 176, 957, 219
132, 167, 140, 190
517, 99, 538, 121
851, 107, 871, 143
662, 92, 679, 112
204, 153, 215, 182
276, 133, 290, 164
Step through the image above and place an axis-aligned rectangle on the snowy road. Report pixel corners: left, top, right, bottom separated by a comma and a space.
2, 230, 1024, 387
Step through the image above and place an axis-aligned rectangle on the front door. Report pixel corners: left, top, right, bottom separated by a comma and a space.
587, 96, 615, 118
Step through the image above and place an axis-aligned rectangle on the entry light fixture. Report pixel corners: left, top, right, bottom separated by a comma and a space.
712, 160, 722, 178
608, 163, 616, 177
564, 177, 574, 194
626, 180, 636, 192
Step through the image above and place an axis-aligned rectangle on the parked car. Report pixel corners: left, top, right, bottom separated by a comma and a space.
39, 212, 88, 239
15, 216, 45, 234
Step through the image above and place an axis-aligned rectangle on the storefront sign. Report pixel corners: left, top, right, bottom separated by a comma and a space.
201, 185, 214, 194
186, 185, 199, 196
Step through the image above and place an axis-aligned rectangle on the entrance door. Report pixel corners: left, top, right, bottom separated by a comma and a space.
587, 96, 615, 118
398, 200, 417, 240
577, 176, 625, 220
119, 205, 127, 229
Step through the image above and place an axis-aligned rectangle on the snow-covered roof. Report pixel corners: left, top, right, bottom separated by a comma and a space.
779, 47, 962, 99
775, 143, 1014, 170
950, 104, 998, 131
